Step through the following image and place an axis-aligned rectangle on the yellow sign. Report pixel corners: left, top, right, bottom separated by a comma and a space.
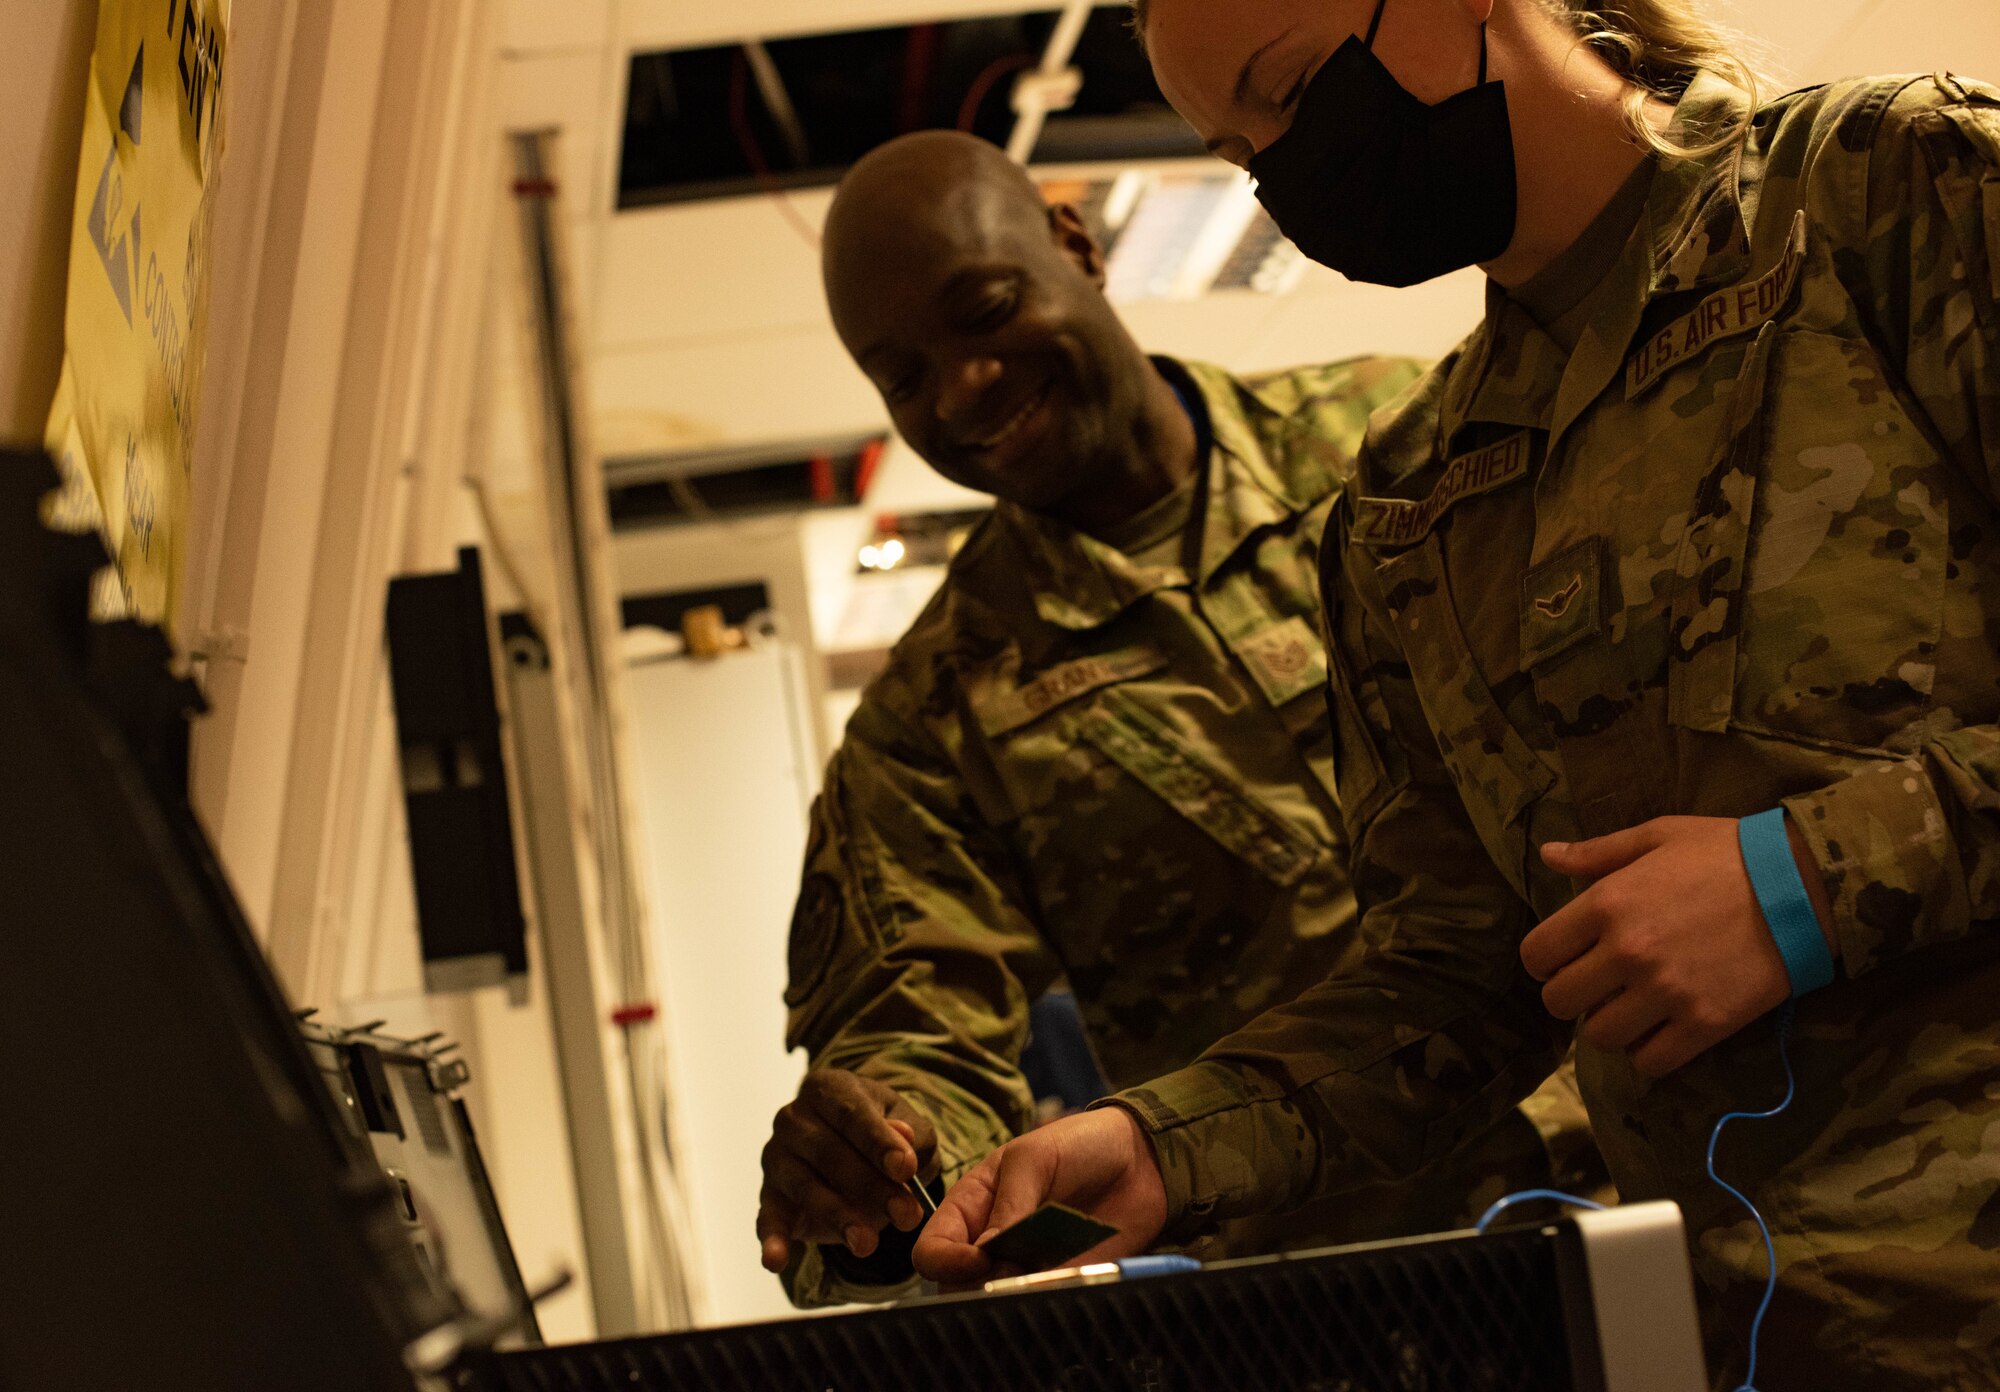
45, 0, 229, 634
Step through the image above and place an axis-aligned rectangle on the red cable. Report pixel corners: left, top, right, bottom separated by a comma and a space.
898, 24, 939, 134
957, 53, 1037, 133
729, 49, 821, 250
854, 437, 886, 500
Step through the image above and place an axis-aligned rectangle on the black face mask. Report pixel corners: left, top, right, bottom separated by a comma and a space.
1248, 0, 1518, 287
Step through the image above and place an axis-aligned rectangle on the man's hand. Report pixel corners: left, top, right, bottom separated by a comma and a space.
912, 1107, 1167, 1286
757, 1069, 938, 1273
1525, 815, 1837, 1079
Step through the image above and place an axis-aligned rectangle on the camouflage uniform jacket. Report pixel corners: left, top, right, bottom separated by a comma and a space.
1109, 76, 2000, 1389
784, 358, 1591, 1306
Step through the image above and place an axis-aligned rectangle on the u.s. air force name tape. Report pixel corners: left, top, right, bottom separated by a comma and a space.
1626, 211, 1808, 400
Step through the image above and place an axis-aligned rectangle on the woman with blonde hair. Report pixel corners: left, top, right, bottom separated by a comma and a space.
916, 1, 2000, 1385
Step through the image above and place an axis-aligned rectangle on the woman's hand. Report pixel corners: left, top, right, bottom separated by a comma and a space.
1524, 816, 1836, 1077
913, 1108, 1168, 1286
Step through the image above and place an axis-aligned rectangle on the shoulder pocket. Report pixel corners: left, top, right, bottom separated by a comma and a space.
1669, 324, 1945, 753
1926, 104, 2000, 325
1668, 322, 1778, 733
1079, 692, 1322, 887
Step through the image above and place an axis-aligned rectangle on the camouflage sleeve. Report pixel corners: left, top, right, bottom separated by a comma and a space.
1327, 355, 1429, 422
1781, 76, 2000, 976
782, 697, 1061, 1303
1252, 355, 1429, 490
1103, 494, 1561, 1236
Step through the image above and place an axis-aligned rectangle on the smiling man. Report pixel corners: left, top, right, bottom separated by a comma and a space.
759, 130, 1603, 1307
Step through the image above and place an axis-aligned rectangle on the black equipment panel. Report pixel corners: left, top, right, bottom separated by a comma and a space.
385, 547, 530, 991
468, 1225, 1578, 1392
0, 450, 431, 1392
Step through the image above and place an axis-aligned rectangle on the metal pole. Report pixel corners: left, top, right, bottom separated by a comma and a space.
1006, 0, 1093, 164
741, 41, 811, 168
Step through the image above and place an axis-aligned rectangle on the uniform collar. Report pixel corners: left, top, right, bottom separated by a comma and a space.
1439, 73, 1757, 454
1002, 360, 1309, 632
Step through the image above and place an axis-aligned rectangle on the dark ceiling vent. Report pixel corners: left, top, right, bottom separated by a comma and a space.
605, 435, 889, 529
618, 5, 1200, 209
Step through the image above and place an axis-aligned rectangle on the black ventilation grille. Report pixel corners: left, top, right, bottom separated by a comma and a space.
397, 1061, 453, 1157
469, 1227, 1575, 1392
606, 439, 887, 530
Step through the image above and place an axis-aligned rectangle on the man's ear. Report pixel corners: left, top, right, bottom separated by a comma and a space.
1047, 203, 1108, 288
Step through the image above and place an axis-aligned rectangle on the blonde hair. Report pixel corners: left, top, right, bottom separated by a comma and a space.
1543, 1, 1768, 158
1129, 0, 1767, 158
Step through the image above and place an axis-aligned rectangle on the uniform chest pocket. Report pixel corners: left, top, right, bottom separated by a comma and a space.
1668, 327, 1946, 754
1376, 536, 1556, 891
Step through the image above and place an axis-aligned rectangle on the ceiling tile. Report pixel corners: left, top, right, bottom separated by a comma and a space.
591, 330, 884, 457
594, 193, 833, 350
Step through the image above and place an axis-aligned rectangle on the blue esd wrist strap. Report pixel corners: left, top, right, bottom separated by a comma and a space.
1738, 809, 1835, 998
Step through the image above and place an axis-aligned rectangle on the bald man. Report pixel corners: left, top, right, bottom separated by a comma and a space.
760, 131, 1603, 1307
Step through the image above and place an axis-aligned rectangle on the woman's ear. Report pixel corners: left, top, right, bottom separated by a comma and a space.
1047, 203, 1108, 287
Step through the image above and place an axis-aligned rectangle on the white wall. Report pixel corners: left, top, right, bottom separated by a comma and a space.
162, 0, 608, 1345
1821, 3, 2000, 78
186, 0, 397, 939
624, 645, 817, 1326
1716, 0, 2000, 87
0, 0, 96, 442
